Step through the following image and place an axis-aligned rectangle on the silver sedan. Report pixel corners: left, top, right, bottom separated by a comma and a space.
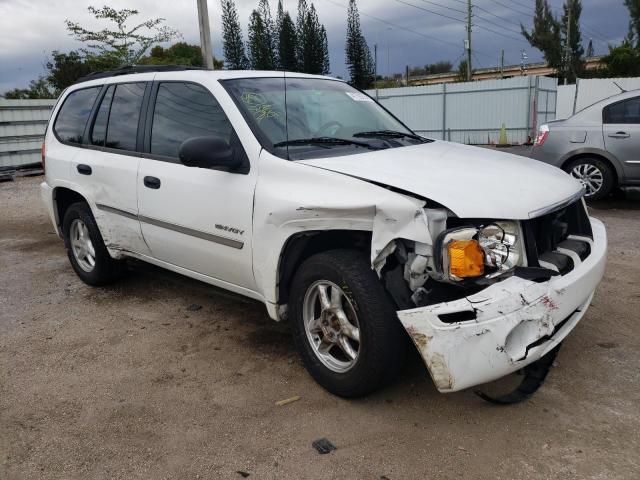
531, 90, 640, 200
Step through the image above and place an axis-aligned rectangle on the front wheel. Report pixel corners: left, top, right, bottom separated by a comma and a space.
564, 157, 615, 201
289, 250, 407, 398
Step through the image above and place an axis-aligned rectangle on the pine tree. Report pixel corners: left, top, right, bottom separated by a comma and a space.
296, 0, 309, 71
258, 0, 277, 65
248, 0, 276, 70
320, 25, 330, 74
278, 5, 299, 71
221, 0, 248, 69
561, 0, 585, 82
521, 0, 562, 73
345, 0, 374, 89
295, 3, 330, 74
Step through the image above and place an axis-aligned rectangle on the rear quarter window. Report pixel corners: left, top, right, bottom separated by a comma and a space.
53, 86, 101, 143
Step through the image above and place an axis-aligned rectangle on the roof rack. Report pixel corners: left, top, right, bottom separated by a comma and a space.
74, 65, 204, 84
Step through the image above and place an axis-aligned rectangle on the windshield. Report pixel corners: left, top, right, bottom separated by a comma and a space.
222, 77, 428, 160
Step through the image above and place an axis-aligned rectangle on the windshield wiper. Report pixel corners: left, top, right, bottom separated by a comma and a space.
353, 130, 425, 141
273, 136, 380, 150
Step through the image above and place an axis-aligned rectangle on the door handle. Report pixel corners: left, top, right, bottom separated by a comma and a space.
143, 176, 161, 189
76, 164, 92, 175
608, 131, 630, 138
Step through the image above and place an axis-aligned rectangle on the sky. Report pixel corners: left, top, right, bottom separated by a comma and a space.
0, 0, 630, 93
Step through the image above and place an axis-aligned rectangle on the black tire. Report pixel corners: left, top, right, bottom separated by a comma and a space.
62, 202, 124, 286
564, 157, 615, 201
289, 249, 407, 398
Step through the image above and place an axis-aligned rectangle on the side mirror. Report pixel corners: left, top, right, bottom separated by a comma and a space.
178, 136, 241, 170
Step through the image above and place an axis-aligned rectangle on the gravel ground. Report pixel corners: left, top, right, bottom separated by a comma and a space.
1, 176, 639, 480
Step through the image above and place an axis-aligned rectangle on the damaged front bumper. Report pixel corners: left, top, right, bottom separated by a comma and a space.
398, 217, 607, 393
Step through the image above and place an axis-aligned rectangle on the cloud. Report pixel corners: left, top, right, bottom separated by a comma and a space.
0, 0, 629, 92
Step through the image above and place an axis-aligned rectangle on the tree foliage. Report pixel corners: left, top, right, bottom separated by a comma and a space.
345, 0, 374, 89
2, 77, 56, 99
65, 5, 180, 65
139, 42, 223, 68
625, 0, 640, 48
521, 0, 562, 73
248, 8, 275, 69
277, 1, 299, 71
594, 42, 640, 77
221, 0, 248, 69
298, 4, 330, 74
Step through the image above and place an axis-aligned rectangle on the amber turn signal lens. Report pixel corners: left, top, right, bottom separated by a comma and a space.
448, 239, 484, 278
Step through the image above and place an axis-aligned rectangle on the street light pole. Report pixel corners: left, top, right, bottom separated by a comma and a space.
196, 0, 215, 70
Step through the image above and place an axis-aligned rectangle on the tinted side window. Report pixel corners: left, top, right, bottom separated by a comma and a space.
151, 82, 233, 158
603, 97, 640, 124
90, 85, 115, 146
54, 87, 101, 143
105, 83, 146, 151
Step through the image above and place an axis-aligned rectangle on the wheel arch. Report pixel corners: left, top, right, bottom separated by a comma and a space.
53, 187, 89, 231
276, 229, 373, 307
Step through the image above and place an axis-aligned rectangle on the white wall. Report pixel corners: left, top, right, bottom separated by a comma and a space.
367, 76, 557, 145
556, 77, 640, 119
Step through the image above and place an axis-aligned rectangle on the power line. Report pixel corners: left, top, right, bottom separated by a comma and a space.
322, 0, 489, 56
417, 0, 466, 15
396, 0, 529, 45
395, 0, 466, 24
482, 0, 531, 17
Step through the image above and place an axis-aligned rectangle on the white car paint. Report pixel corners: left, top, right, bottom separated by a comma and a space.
300, 140, 584, 220
40, 69, 606, 394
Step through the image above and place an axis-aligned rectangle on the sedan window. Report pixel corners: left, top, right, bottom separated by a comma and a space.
603, 97, 640, 124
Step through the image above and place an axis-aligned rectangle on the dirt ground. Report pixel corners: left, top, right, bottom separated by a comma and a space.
1, 176, 639, 480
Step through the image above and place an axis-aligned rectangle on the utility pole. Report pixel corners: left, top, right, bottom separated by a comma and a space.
564, 6, 571, 85
466, 0, 472, 81
196, 0, 214, 70
500, 49, 504, 79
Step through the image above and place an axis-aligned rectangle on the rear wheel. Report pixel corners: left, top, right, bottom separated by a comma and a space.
62, 202, 124, 286
564, 157, 615, 201
289, 249, 407, 398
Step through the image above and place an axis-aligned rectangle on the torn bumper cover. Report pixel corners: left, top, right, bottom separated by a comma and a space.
398, 217, 607, 393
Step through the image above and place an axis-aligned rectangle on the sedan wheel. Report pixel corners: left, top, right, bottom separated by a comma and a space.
570, 163, 604, 197
564, 157, 615, 201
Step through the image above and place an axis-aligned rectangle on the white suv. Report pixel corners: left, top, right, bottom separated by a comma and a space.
41, 66, 607, 402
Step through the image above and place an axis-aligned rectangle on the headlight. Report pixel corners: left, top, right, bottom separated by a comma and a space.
438, 221, 525, 282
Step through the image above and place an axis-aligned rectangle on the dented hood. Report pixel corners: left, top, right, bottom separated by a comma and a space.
299, 141, 583, 219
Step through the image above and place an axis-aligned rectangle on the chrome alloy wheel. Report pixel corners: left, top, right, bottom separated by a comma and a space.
303, 280, 361, 373
570, 163, 604, 197
69, 218, 96, 272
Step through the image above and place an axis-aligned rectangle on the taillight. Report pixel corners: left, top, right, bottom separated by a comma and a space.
534, 125, 549, 146
41, 142, 46, 173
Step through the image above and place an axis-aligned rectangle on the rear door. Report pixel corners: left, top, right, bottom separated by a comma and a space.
73, 81, 150, 254
602, 96, 640, 181
137, 80, 257, 291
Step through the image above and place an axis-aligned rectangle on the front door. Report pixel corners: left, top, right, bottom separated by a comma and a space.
602, 95, 640, 181
137, 80, 257, 291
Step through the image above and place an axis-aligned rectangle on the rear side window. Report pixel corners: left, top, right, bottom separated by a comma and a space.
603, 97, 640, 124
90, 85, 115, 146
104, 83, 146, 151
150, 82, 233, 158
54, 87, 101, 143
